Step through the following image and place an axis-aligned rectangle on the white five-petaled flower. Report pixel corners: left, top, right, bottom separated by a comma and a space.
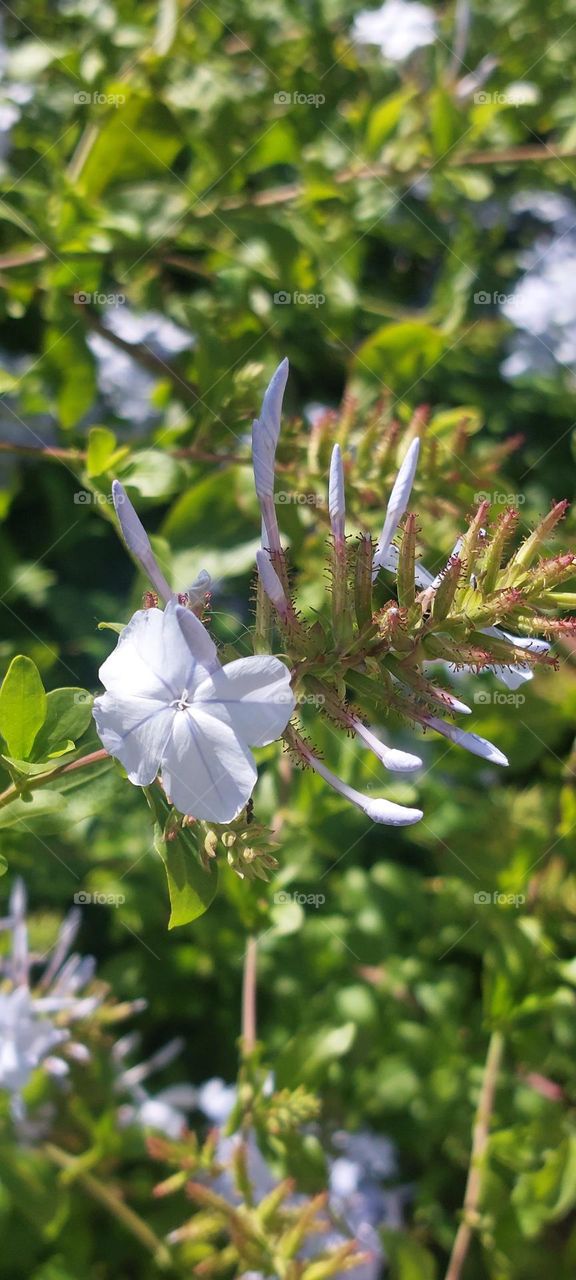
352, 0, 437, 63
93, 600, 295, 822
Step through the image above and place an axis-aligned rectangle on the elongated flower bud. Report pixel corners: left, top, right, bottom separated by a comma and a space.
252, 358, 289, 554
289, 730, 422, 825
256, 549, 290, 621
482, 507, 519, 594
348, 714, 422, 772
185, 569, 212, 609
354, 534, 374, 632
431, 555, 462, 622
328, 444, 346, 547
420, 714, 508, 767
510, 500, 569, 572
112, 480, 174, 603
397, 513, 417, 608
372, 438, 420, 581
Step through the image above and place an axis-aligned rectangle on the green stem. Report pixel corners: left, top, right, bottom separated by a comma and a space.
444, 1029, 505, 1280
44, 1143, 173, 1268
0, 748, 109, 810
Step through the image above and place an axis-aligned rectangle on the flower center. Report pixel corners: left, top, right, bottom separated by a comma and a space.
172, 687, 192, 711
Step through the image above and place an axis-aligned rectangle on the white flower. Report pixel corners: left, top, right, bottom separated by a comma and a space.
352, 0, 437, 63
0, 989, 68, 1097
0, 880, 101, 1116
93, 600, 295, 822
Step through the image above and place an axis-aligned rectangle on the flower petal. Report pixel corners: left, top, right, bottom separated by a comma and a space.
193, 655, 295, 747
93, 692, 175, 785
98, 602, 217, 703
161, 709, 257, 822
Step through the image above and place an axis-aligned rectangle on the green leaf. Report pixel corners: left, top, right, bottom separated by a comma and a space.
0, 655, 47, 760
382, 1232, 438, 1280
86, 426, 118, 477
365, 89, 415, 153
355, 321, 444, 387
0, 790, 67, 831
32, 688, 94, 760
146, 788, 218, 927
117, 449, 185, 500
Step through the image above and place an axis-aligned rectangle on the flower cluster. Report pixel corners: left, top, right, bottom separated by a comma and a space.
0, 879, 195, 1138
151, 1070, 403, 1279
92, 360, 574, 843
252, 361, 575, 824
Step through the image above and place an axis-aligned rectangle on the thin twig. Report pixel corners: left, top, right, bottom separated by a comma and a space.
76, 308, 200, 405
0, 748, 110, 810
444, 1029, 505, 1280
44, 1143, 172, 1267
241, 935, 258, 1053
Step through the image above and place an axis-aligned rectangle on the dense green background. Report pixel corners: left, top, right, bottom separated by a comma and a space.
0, 0, 576, 1276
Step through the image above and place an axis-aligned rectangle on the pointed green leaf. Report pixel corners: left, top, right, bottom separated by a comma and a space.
32, 688, 93, 760
0, 656, 47, 760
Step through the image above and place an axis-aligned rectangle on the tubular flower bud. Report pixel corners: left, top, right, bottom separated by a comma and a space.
509, 500, 569, 572
328, 444, 346, 548
419, 714, 508, 767
289, 729, 422, 826
372, 438, 420, 581
354, 534, 374, 633
112, 480, 174, 603
256, 549, 290, 621
347, 714, 422, 773
252, 358, 289, 554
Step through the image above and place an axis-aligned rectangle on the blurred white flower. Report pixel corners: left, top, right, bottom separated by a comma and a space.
0, 880, 101, 1116
352, 0, 437, 63
87, 309, 193, 426
115, 1035, 197, 1139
